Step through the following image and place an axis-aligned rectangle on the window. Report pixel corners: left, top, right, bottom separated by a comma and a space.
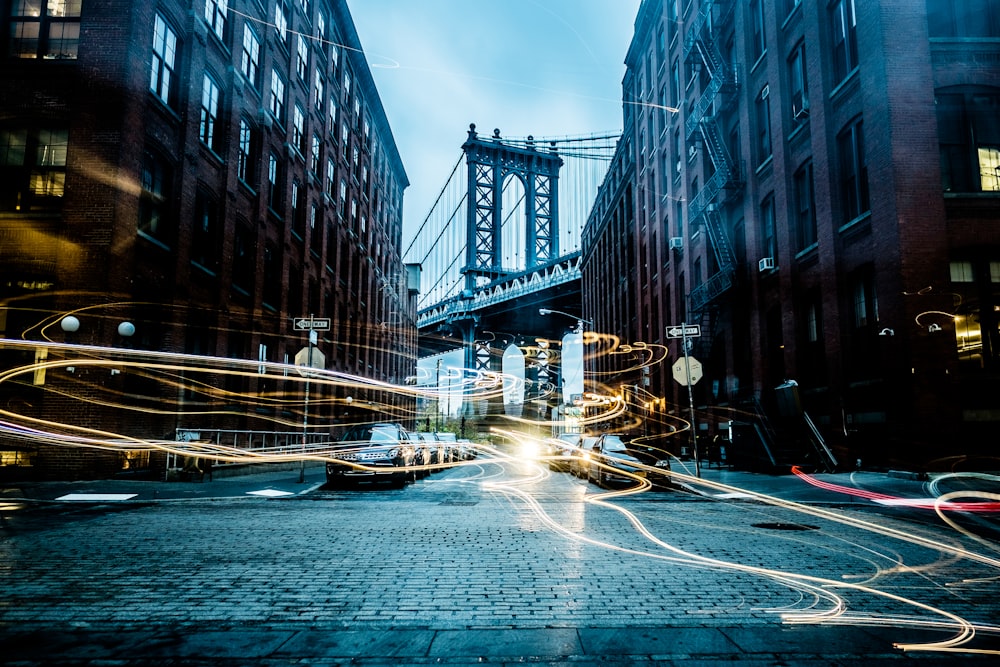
927, 0, 1000, 37
750, 0, 766, 62
314, 70, 325, 109
150, 14, 178, 106
838, 118, 869, 224
296, 34, 309, 81
789, 42, 809, 123
192, 192, 220, 273
338, 178, 347, 218
793, 161, 817, 251
670, 59, 680, 108
328, 98, 338, 135
267, 152, 283, 213
950, 261, 974, 282
262, 244, 281, 309
241, 24, 261, 87
316, 11, 328, 57
291, 181, 305, 237
936, 88, 1000, 193
293, 105, 305, 154
269, 70, 285, 122
275, 1, 289, 44
8, 0, 81, 59
138, 150, 171, 242
199, 74, 221, 152
232, 224, 254, 294
760, 193, 777, 261
237, 118, 257, 184
0, 127, 67, 212
341, 122, 349, 157
310, 203, 322, 253
326, 157, 336, 197
851, 269, 878, 329
830, 0, 859, 84
204, 0, 227, 41
310, 134, 321, 173
755, 86, 772, 165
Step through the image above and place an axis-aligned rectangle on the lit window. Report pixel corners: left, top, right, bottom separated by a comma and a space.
150, 14, 177, 105
9, 0, 81, 59
950, 261, 974, 283
0, 127, 67, 212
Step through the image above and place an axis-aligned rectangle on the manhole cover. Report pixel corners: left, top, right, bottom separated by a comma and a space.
752, 522, 819, 531
439, 499, 478, 506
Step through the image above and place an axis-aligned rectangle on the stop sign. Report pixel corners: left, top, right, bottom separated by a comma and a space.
672, 356, 702, 386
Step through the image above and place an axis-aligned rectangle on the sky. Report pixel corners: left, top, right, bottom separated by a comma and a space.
347, 0, 642, 240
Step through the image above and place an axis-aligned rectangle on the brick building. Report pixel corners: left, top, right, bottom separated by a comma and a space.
0, 0, 416, 479
583, 0, 1000, 469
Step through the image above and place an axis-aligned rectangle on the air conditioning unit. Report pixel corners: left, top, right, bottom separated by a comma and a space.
758, 257, 775, 272
669, 237, 683, 250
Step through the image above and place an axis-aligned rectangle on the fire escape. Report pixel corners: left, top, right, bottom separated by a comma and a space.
683, 1, 742, 321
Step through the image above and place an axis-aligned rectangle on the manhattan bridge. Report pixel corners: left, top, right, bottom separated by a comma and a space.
402, 123, 618, 425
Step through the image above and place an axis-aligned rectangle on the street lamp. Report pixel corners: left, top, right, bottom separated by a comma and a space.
538, 308, 593, 329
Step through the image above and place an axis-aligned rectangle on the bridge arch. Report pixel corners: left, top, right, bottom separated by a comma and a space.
462, 124, 563, 292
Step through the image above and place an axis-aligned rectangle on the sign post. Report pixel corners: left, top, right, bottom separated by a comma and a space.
668, 322, 702, 478
294, 315, 329, 482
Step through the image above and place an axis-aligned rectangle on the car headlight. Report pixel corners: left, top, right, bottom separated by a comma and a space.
655, 460, 670, 468
388, 448, 399, 458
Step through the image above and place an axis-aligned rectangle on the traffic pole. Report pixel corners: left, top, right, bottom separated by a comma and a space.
682, 323, 700, 478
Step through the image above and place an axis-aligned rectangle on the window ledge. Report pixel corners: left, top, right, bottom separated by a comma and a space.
838, 211, 872, 237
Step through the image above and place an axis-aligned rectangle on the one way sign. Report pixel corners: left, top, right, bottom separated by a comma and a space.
666, 324, 701, 338
293, 317, 331, 331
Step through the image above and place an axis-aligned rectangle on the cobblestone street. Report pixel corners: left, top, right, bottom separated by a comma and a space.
2, 460, 999, 664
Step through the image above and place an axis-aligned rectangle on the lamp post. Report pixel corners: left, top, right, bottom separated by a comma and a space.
538, 308, 593, 331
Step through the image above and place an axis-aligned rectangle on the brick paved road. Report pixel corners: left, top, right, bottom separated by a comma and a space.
2, 458, 999, 665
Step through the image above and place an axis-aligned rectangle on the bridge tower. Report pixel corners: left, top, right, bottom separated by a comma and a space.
446, 125, 566, 422
461, 124, 564, 291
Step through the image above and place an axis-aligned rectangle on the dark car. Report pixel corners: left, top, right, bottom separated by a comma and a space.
326, 423, 416, 488
587, 433, 672, 488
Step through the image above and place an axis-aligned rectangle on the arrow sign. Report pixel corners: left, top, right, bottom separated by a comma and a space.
294, 317, 331, 331
666, 324, 701, 338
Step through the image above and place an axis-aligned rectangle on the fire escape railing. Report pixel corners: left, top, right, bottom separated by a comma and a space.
683, 1, 742, 315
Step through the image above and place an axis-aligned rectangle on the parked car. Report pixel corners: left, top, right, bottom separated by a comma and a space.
570, 435, 598, 478
435, 432, 461, 461
587, 433, 671, 488
457, 438, 478, 459
413, 431, 449, 465
409, 432, 433, 478
548, 433, 584, 472
326, 423, 416, 488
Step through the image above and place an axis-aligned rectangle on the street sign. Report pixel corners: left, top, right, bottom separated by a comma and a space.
293, 317, 331, 331
666, 324, 701, 338
295, 345, 325, 370
672, 356, 703, 386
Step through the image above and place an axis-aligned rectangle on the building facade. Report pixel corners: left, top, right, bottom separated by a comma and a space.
0, 0, 416, 479
583, 0, 1000, 469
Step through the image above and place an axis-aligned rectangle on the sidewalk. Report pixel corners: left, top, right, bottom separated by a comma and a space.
0, 463, 327, 503
5, 622, 995, 665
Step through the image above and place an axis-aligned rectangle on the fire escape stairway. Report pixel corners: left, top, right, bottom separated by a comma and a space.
683, 1, 740, 318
